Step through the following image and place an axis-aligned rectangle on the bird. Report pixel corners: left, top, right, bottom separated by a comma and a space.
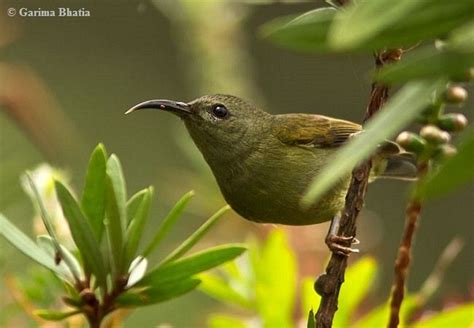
126, 94, 416, 227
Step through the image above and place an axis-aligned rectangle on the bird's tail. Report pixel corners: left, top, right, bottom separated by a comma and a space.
372, 140, 418, 181
378, 153, 418, 181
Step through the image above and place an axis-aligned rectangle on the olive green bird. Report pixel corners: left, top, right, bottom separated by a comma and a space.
126, 94, 415, 226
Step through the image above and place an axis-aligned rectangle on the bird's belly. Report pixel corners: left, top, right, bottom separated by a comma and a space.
218, 150, 350, 225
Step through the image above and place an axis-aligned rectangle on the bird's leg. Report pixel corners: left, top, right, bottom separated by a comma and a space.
325, 214, 360, 256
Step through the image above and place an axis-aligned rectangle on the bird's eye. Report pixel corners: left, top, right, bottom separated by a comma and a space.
211, 104, 229, 119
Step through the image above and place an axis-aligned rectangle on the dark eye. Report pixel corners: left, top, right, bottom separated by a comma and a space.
211, 104, 229, 118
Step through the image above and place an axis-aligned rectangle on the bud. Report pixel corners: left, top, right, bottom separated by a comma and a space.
420, 125, 451, 144
396, 131, 426, 153
437, 113, 468, 132
451, 67, 474, 83
435, 144, 458, 160
80, 288, 98, 306
444, 86, 468, 104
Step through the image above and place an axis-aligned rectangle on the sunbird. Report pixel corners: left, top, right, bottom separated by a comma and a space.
127, 94, 415, 227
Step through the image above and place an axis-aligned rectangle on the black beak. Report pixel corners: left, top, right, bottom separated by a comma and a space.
125, 99, 191, 116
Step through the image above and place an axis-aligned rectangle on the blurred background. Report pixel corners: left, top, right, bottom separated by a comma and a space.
0, 0, 472, 326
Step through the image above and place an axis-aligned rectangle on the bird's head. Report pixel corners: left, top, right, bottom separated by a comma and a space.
127, 94, 270, 161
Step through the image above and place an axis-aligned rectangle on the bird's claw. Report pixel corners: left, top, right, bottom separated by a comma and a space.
325, 234, 360, 256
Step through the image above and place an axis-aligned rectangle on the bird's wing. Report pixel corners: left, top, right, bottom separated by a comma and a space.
272, 114, 362, 148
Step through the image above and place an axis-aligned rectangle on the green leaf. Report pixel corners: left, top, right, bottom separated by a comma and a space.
116, 278, 200, 307
412, 303, 474, 328
81, 143, 107, 241
253, 229, 296, 327
124, 187, 153, 266
55, 181, 106, 286
261, 8, 336, 53
307, 309, 316, 328
334, 257, 377, 327
0, 213, 69, 279
24, 174, 63, 258
208, 314, 247, 328
37, 235, 83, 281
418, 128, 474, 200
302, 80, 445, 206
198, 273, 253, 309
34, 309, 81, 321
449, 21, 474, 52
374, 47, 474, 84
126, 189, 148, 226
330, 0, 474, 51
329, 0, 422, 50
141, 190, 195, 259
137, 245, 246, 287
159, 205, 231, 265
104, 154, 128, 274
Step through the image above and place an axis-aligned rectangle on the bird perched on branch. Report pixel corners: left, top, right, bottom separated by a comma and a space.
127, 94, 415, 227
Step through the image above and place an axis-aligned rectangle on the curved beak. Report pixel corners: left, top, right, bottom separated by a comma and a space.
125, 99, 191, 116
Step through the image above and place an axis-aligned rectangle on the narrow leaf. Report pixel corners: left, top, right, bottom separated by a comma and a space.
141, 190, 195, 259
37, 235, 83, 281
107, 154, 127, 232
159, 205, 231, 265
329, 0, 423, 50
34, 309, 81, 321
24, 174, 63, 259
0, 214, 69, 279
126, 189, 148, 226
105, 155, 127, 274
116, 278, 200, 307
55, 181, 106, 286
137, 244, 246, 287
418, 128, 474, 200
330, 0, 474, 51
124, 187, 152, 266
307, 309, 316, 328
261, 8, 336, 53
81, 143, 107, 241
302, 80, 445, 206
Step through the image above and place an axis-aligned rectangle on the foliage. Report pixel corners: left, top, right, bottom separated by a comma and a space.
202, 230, 473, 328
0, 144, 246, 326
261, 0, 473, 206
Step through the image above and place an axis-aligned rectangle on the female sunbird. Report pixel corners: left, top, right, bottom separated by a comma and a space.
127, 94, 415, 226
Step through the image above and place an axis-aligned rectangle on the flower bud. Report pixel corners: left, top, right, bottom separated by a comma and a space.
435, 144, 458, 160
444, 86, 468, 104
451, 67, 474, 83
437, 113, 468, 132
420, 125, 451, 144
396, 131, 426, 153
80, 288, 98, 306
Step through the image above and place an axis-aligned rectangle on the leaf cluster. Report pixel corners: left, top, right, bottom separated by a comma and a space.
0, 144, 246, 323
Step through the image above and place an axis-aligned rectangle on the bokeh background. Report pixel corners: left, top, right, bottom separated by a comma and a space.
1, 0, 473, 326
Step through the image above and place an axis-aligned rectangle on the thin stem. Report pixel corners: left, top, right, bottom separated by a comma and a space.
314, 48, 402, 328
388, 161, 428, 328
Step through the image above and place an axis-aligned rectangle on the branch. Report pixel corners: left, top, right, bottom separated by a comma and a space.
314, 49, 402, 328
387, 161, 428, 328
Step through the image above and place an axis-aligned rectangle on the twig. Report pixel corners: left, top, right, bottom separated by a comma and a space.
387, 161, 428, 328
314, 48, 402, 328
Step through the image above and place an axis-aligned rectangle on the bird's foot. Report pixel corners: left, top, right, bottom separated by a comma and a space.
325, 214, 360, 256
325, 234, 360, 256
